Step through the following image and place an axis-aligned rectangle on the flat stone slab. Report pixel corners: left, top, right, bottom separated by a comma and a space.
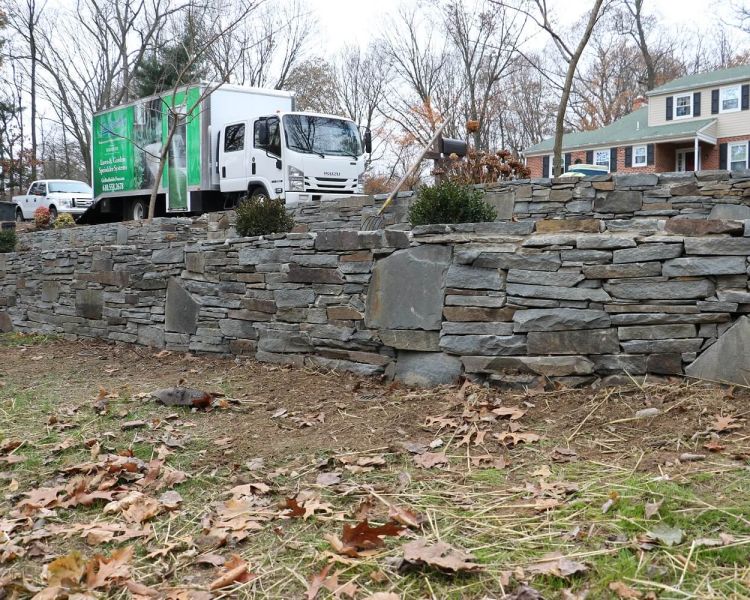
593, 190, 642, 213
439, 334, 527, 356
165, 278, 199, 334
394, 351, 462, 387
445, 265, 503, 290
605, 280, 715, 300
527, 329, 620, 355
686, 317, 750, 385
513, 308, 610, 332
462, 355, 594, 376
366, 245, 451, 330
506, 283, 611, 302
684, 237, 750, 255
507, 269, 584, 287
379, 329, 440, 351
662, 256, 746, 276
613, 244, 683, 263
665, 218, 744, 236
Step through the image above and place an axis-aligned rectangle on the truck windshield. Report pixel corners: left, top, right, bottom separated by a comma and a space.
283, 115, 362, 157
48, 181, 92, 194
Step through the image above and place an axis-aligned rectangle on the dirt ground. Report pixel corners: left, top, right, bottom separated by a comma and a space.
2, 334, 750, 599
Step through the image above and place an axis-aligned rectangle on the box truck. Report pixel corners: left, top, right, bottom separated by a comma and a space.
90, 84, 371, 221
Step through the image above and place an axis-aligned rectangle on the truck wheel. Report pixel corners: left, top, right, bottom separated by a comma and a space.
130, 199, 147, 221
15, 208, 23, 222
250, 188, 269, 202
48, 206, 58, 221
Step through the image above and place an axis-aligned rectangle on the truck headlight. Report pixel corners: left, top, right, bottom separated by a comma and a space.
356, 173, 365, 194
288, 165, 304, 192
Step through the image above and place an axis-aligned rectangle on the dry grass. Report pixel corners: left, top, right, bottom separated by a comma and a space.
2, 334, 750, 599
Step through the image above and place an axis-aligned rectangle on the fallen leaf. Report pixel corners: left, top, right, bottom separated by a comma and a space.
328, 520, 403, 557
644, 499, 662, 520
306, 564, 331, 600
361, 594, 400, 600
711, 415, 742, 433
401, 538, 482, 573
282, 497, 306, 518
46, 552, 86, 587
159, 490, 183, 510
703, 440, 725, 453
316, 472, 342, 486
122, 496, 161, 523
388, 505, 422, 528
85, 546, 134, 590
194, 553, 226, 568
413, 452, 447, 469
527, 553, 587, 578
503, 586, 543, 600
609, 580, 642, 598
209, 554, 254, 590
647, 524, 684, 546
492, 406, 526, 420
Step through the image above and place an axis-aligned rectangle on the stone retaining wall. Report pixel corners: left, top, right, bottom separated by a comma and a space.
3, 213, 750, 387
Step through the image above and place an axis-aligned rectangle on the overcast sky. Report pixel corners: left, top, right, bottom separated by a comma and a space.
309, 0, 740, 52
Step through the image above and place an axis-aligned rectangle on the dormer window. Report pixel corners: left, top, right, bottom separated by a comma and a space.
674, 94, 692, 119
720, 85, 741, 113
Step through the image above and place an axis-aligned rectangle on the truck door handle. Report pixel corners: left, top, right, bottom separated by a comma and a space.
252, 162, 256, 175
222, 166, 226, 178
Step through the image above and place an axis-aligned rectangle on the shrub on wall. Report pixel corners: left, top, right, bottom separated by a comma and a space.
34, 206, 51, 229
235, 196, 294, 237
435, 149, 531, 184
409, 181, 497, 226
0, 229, 17, 253
53, 213, 76, 229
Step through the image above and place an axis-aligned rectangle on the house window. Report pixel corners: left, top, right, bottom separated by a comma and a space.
721, 86, 741, 113
674, 94, 692, 118
729, 142, 748, 171
633, 145, 647, 167
594, 150, 610, 169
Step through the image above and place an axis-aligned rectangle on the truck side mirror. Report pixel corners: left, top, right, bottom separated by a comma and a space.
257, 121, 269, 147
440, 137, 468, 157
364, 129, 372, 154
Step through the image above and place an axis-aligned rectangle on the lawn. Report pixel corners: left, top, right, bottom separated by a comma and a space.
2, 333, 750, 599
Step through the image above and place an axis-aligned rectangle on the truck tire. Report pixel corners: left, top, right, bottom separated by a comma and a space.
130, 199, 147, 221
48, 206, 58, 221
250, 187, 270, 202
15, 207, 23, 222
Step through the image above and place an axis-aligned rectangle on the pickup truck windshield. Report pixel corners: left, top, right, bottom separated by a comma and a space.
283, 115, 362, 157
48, 182, 92, 194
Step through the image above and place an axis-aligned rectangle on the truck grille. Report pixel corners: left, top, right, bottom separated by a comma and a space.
304, 176, 357, 194
73, 198, 93, 208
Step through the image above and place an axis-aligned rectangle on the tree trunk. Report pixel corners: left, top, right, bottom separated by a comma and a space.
29, 0, 38, 182
552, 0, 605, 176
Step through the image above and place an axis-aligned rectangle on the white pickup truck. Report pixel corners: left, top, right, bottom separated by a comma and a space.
12, 179, 94, 221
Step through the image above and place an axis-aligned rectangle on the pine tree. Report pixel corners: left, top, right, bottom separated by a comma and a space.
132, 12, 206, 97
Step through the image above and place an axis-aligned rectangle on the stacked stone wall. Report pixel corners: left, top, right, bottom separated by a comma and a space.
3, 206, 750, 387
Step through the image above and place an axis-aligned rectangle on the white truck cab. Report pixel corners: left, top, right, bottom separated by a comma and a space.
12, 179, 94, 221
215, 110, 370, 206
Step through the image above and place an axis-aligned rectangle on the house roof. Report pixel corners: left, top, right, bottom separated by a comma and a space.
524, 108, 716, 155
647, 64, 750, 96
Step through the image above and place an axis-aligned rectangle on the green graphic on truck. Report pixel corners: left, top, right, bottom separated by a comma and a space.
92, 87, 202, 211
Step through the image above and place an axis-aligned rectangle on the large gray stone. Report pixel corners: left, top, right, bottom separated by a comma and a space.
394, 351, 463, 387
684, 237, 750, 255
75, 289, 103, 320
274, 288, 315, 308
614, 173, 659, 187
617, 324, 696, 340
441, 322, 515, 335
41, 281, 60, 303
662, 256, 747, 276
439, 334, 526, 356
513, 308, 611, 332
165, 278, 199, 334
613, 243, 683, 263
527, 329, 620, 355
219, 319, 258, 339
686, 317, 750, 385
365, 245, 451, 330
151, 247, 184, 264
576, 235, 637, 249
379, 329, 440, 351
708, 204, 750, 220
287, 265, 344, 284
483, 191, 514, 219
258, 332, 313, 354
506, 283, 611, 302
473, 251, 561, 271
462, 355, 594, 376
507, 269, 584, 287
137, 325, 165, 348
444, 295, 505, 307
0, 311, 13, 333
445, 265, 502, 290
592, 354, 647, 375
621, 338, 703, 353
594, 190, 642, 213
605, 279, 714, 300
238, 247, 293, 266
583, 262, 663, 279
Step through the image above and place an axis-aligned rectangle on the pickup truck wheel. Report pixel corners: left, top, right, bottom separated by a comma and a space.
131, 199, 147, 221
15, 208, 23, 222
48, 206, 58, 221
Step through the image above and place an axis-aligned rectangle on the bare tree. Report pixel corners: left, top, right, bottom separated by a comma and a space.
443, 0, 525, 150
205, 0, 313, 89
145, 1, 258, 219
497, 0, 609, 176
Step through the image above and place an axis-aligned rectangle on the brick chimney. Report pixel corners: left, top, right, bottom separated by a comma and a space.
633, 96, 648, 110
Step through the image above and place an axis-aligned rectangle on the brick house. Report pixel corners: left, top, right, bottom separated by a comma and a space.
524, 64, 750, 177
